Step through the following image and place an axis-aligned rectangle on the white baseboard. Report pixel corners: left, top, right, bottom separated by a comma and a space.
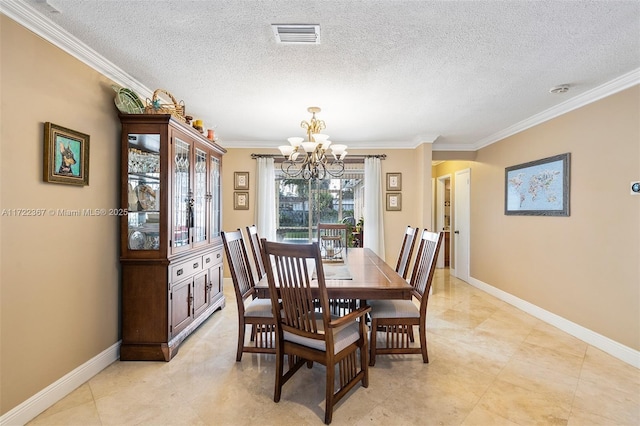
0, 341, 120, 426
468, 276, 640, 368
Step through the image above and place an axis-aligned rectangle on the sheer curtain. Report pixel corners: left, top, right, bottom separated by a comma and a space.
255, 157, 277, 241
363, 157, 385, 259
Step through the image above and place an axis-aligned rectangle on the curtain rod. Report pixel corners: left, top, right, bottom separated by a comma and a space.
251, 154, 386, 160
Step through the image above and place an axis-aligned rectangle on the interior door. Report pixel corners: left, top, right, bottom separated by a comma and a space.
435, 175, 451, 268
454, 169, 470, 282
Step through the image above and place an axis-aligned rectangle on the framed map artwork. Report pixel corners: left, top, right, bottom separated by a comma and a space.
505, 153, 570, 216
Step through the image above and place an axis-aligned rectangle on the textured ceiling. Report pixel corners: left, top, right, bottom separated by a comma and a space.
9, 0, 640, 150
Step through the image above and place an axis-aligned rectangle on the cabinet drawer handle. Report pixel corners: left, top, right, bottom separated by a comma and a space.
206, 257, 211, 264
193, 262, 199, 268
177, 268, 183, 276
216, 253, 221, 259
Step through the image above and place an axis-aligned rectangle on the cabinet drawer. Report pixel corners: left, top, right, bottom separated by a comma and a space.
203, 249, 223, 268
171, 257, 204, 282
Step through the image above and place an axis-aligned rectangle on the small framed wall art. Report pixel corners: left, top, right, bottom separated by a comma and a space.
234, 171, 249, 190
234, 191, 249, 210
43, 122, 90, 186
386, 172, 402, 191
386, 193, 402, 211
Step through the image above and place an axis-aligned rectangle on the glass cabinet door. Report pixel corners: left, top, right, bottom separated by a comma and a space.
193, 147, 208, 245
127, 133, 160, 251
210, 156, 221, 239
173, 137, 191, 249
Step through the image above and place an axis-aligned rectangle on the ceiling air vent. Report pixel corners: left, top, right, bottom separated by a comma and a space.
272, 24, 320, 44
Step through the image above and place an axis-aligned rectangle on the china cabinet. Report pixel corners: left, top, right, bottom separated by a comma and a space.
119, 114, 226, 361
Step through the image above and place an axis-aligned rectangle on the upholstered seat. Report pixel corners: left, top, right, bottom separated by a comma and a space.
244, 298, 273, 317
369, 299, 419, 318
283, 319, 362, 354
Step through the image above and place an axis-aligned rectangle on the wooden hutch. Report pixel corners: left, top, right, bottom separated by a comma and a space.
119, 114, 226, 361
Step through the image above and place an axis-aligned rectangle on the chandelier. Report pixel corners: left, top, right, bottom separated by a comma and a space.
278, 107, 347, 180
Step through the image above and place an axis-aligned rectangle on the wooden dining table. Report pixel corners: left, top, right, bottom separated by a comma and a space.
254, 247, 412, 301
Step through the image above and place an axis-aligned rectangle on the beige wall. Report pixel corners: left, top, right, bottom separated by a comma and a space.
1, 17, 121, 414
471, 86, 639, 350
433, 87, 640, 350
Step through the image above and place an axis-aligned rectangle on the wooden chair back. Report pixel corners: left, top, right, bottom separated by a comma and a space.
410, 230, 443, 306
246, 224, 266, 279
221, 229, 256, 307
317, 223, 348, 260
261, 240, 331, 342
395, 226, 419, 279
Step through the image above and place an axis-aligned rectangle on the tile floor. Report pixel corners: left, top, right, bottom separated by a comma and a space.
29, 270, 639, 425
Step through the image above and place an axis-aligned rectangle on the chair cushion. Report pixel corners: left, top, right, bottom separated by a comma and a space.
369, 299, 419, 319
244, 298, 273, 318
284, 320, 365, 354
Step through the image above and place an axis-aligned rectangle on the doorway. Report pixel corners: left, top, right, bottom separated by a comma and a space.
435, 175, 451, 268
454, 169, 470, 283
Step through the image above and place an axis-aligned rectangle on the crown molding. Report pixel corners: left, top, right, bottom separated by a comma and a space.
1, 0, 153, 98
4, 1, 637, 153
472, 68, 640, 150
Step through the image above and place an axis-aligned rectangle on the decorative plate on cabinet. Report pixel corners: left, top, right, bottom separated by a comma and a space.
113, 86, 145, 114
135, 184, 156, 210
128, 230, 146, 250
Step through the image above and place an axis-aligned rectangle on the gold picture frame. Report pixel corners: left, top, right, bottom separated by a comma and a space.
43, 122, 90, 186
386, 193, 402, 211
386, 172, 402, 191
234, 171, 249, 190
234, 191, 249, 210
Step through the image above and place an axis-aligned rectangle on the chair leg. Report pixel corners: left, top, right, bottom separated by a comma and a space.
274, 346, 284, 402
236, 318, 246, 362
361, 334, 369, 388
419, 322, 429, 363
325, 363, 335, 424
250, 324, 256, 342
369, 319, 377, 366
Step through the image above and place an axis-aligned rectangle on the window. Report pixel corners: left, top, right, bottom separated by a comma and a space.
275, 163, 364, 244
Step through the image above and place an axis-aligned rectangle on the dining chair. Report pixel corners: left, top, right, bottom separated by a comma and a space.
369, 230, 443, 366
245, 224, 266, 280
221, 229, 275, 361
261, 239, 371, 425
317, 223, 348, 261
395, 226, 419, 279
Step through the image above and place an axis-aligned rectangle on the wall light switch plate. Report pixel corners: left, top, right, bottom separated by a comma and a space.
631, 181, 640, 195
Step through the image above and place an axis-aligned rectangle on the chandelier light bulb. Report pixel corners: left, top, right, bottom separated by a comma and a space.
312, 133, 329, 143
301, 141, 318, 153
288, 137, 304, 147
331, 144, 347, 156
279, 145, 294, 157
